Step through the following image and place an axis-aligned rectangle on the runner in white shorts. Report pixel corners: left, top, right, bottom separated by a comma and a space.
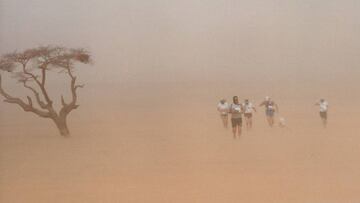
243, 99, 256, 130
315, 99, 328, 128
217, 99, 229, 128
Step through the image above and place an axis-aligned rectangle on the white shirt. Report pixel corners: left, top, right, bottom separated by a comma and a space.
243, 102, 254, 114
319, 101, 328, 112
217, 102, 229, 115
229, 103, 243, 118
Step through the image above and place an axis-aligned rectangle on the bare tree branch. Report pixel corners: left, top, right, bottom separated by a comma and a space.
59, 64, 81, 116
21, 63, 53, 107
22, 80, 49, 109
0, 75, 52, 118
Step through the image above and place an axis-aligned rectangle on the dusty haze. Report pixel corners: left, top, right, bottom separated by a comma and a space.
1, 0, 360, 202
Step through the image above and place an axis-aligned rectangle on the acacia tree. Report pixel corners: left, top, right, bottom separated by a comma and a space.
0, 46, 92, 137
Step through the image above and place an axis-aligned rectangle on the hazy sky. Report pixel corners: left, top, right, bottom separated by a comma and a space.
2, 0, 360, 134
1, 0, 360, 92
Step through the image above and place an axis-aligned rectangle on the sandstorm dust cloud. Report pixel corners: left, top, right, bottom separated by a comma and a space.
1, 0, 360, 203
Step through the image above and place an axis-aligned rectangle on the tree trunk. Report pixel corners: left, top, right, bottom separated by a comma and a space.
54, 116, 70, 137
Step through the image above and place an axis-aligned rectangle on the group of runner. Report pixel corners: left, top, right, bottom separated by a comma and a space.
217, 96, 329, 138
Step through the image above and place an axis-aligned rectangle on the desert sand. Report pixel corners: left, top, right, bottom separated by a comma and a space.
1, 80, 360, 203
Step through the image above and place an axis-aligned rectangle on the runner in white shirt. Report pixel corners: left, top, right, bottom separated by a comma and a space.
243, 99, 256, 130
217, 99, 229, 128
315, 99, 329, 128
